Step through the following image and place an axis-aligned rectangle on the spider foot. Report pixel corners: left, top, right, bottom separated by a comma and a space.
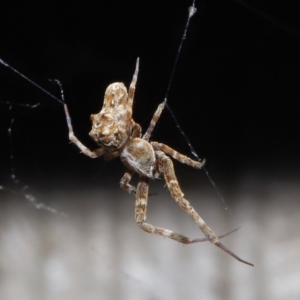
216, 241, 254, 266
189, 228, 254, 266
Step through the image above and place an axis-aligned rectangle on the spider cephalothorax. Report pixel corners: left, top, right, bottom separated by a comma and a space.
64, 58, 253, 266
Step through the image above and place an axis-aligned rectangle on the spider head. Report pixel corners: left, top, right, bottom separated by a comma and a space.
89, 82, 132, 150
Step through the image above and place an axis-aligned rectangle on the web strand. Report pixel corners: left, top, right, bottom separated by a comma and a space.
0, 58, 64, 105
0, 91, 67, 217
164, 2, 197, 103
162, 1, 231, 213
6, 104, 40, 185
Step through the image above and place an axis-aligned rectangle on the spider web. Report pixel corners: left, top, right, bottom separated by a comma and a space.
0, 92, 68, 216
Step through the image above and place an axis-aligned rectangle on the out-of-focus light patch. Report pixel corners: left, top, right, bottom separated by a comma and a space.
43, 257, 71, 292
0, 182, 299, 299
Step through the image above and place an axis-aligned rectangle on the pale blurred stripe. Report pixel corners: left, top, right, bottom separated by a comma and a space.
0, 179, 299, 300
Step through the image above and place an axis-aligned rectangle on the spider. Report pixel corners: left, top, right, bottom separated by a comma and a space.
63, 58, 253, 266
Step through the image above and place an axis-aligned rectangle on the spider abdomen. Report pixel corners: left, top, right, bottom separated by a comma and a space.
120, 138, 156, 178
89, 82, 132, 150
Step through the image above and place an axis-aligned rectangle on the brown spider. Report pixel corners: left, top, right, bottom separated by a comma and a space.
63, 58, 253, 266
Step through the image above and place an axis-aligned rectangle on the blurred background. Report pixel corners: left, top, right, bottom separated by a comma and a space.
0, 0, 300, 299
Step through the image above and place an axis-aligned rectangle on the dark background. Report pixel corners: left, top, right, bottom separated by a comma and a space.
1, 0, 300, 194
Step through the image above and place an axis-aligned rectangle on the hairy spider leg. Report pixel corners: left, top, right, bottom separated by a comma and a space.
155, 150, 253, 266
136, 176, 211, 243
128, 57, 139, 107
120, 171, 136, 194
135, 175, 243, 244
143, 100, 166, 141
64, 104, 105, 158
152, 142, 205, 168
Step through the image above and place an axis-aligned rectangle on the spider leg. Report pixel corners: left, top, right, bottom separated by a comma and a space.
120, 171, 159, 197
120, 170, 136, 194
143, 100, 166, 141
152, 142, 205, 169
128, 58, 139, 107
156, 150, 253, 266
135, 177, 239, 244
136, 177, 199, 243
64, 104, 105, 158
